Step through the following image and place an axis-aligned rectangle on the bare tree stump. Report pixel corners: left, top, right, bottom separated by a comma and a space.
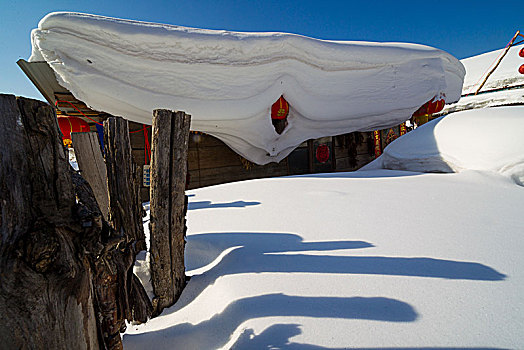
72, 132, 110, 221
149, 109, 191, 316
103, 117, 146, 252
0, 94, 99, 349
0, 95, 152, 349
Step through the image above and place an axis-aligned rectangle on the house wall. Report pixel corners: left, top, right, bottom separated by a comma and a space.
128, 121, 396, 203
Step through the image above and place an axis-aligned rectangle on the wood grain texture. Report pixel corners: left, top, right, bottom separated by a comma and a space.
0, 94, 99, 350
149, 109, 191, 316
72, 132, 109, 220
103, 117, 146, 252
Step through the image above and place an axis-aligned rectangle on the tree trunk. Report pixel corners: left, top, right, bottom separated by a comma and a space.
72, 132, 110, 221
0, 95, 151, 350
149, 109, 191, 316
0, 94, 99, 349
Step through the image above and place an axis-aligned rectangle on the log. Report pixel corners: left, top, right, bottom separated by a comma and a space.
149, 109, 191, 316
103, 117, 147, 252
0, 94, 99, 349
72, 132, 110, 220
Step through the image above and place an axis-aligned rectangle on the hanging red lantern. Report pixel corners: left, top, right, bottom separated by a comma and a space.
519, 64, 524, 75
57, 116, 91, 147
412, 96, 446, 117
519, 47, 524, 58
315, 144, 330, 163
271, 96, 289, 120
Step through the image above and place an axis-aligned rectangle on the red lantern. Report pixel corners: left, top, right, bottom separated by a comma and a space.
315, 144, 330, 163
519, 64, 524, 75
58, 116, 91, 146
519, 47, 524, 58
412, 96, 445, 117
271, 96, 289, 120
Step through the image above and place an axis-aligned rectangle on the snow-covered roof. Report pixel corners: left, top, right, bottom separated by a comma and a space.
30, 12, 464, 164
446, 43, 524, 113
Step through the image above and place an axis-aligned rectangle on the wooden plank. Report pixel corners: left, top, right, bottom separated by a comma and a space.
335, 157, 351, 171
104, 117, 146, 252
72, 132, 109, 220
196, 145, 243, 169
149, 109, 191, 316
196, 162, 288, 188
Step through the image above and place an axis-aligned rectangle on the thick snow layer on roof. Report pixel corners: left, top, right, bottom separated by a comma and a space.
30, 12, 464, 164
363, 106, 524, 186
446, 43, 524, 112
462, 43, 524, 94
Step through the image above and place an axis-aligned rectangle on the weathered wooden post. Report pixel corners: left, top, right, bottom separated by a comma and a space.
149, 109, 191, 316
0, 94, 99, 349
104, 117, 147, 252
71, 131, 110, 220
0, 95, 152, 349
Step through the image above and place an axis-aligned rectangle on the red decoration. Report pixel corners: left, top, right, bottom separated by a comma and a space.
519, 64, 524, 75
519, 47, 524, 58
373, 130, 382, 158
315, 144, 330, 163
412, 96, 445, 117
271, 96, 289, 120
58, 116, 91, 146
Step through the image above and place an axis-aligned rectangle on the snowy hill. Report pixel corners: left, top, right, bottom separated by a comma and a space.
125, 105, 524, 349
30, 12, 464, 164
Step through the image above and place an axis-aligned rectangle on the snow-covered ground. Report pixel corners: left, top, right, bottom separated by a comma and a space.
30, 12, 464, 164
125, 103, 524, 349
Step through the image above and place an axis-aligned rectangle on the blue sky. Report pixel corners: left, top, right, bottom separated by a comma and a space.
1, 0, 521, 100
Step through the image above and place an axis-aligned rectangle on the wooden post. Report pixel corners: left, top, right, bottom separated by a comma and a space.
149, 109, 191, 316
0, 94, 99, 349
104, 117, 147, 252
72, 132, 110, 220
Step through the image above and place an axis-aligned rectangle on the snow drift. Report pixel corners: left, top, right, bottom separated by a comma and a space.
362, 106, 524, 186
30, 12, 465, 164
122, 105, 524, 349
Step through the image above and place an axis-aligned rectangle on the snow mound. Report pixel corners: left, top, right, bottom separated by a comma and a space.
30, 12, 464, 164
364, 106, 524, 185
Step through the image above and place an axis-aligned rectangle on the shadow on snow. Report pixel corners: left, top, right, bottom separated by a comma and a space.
124, 294, 417, 350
